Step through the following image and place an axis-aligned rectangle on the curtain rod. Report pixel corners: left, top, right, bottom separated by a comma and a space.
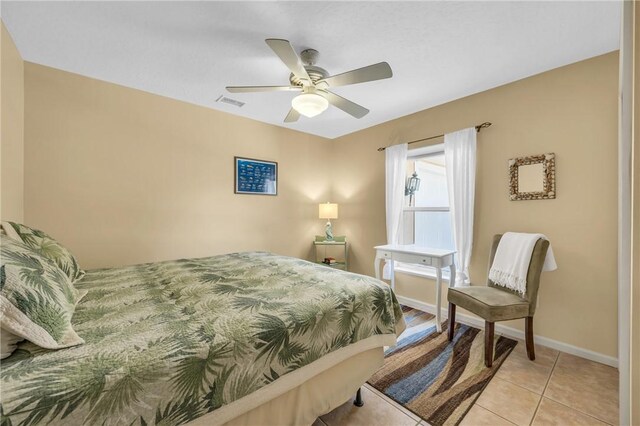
376, 122, 492, 152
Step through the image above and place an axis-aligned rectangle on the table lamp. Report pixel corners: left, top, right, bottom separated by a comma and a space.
318, 202, 338, 241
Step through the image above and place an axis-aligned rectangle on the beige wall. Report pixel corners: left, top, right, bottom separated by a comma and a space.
23, 63, 331, 269
332, 52, 619, 358
0, 21, 24, 222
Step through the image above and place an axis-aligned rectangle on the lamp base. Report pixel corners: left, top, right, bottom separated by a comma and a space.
325, 220, 334, 241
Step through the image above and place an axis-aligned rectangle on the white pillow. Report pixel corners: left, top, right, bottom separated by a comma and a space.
1, 327, 24, 359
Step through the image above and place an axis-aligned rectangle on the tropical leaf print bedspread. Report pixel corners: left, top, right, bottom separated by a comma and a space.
0, 252, 404, 426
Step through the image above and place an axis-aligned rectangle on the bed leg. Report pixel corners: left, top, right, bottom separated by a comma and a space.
353, 388, 364, 407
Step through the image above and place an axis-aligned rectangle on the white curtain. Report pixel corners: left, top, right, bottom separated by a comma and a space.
444, 128, 477, 286
383, 143, 408, 279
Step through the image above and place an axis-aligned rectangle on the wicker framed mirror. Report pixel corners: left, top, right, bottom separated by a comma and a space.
509, 153, 556, 201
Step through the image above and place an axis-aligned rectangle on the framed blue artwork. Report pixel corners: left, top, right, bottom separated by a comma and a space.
234, 157, 278, 195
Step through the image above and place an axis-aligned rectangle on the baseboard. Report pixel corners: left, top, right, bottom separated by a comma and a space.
396, 295, 618, 368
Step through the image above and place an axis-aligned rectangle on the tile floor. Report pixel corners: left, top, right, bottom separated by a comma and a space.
314, 337, 619, 426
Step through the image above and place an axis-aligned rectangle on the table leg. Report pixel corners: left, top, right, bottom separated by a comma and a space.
374, 256, 381, 280
436, 267, 442, 332
449, 263, 457, 288
390, 259, 395, 290
345, 244, 349, 271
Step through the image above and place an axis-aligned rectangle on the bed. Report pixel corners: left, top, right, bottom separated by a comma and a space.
0, 251, 405, 425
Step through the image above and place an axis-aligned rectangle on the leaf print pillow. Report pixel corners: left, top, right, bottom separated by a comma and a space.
3, 221, 85, 283
0, 236, 84, 349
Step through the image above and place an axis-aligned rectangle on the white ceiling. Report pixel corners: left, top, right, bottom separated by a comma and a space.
2, 1, 621, 139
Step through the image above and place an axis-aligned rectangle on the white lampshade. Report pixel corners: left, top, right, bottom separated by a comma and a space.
292, 93, 329, 118
319, 202, 338, 219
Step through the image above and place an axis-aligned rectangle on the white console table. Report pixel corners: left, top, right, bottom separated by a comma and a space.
374, 244, 456, 332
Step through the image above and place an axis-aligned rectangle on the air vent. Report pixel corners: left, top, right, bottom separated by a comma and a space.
216, 95, 245, 108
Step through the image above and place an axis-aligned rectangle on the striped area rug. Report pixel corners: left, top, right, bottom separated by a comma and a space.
368, 306, 517, 426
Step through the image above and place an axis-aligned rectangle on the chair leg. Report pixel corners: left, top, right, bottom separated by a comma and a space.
525, 316, 535, 361
447, 303, 456, 341
484, 321, 494, 368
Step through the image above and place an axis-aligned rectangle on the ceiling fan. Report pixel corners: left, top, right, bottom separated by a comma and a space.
226, 39, 393, 122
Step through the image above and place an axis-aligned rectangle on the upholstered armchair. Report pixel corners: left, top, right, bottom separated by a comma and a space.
447, 234, 550, 367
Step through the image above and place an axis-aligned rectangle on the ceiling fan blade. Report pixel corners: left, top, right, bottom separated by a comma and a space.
319, 62, 393, 88
265, 39, 312, 85
226, 85, 302, 93
284, 108, 300, 123
323, 91, 369, 119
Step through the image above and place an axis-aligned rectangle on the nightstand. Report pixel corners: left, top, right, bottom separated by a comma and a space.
313, 236, 348, 271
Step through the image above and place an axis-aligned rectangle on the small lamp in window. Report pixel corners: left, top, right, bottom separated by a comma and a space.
318, 202, 338, 241
405, 172, 421, 206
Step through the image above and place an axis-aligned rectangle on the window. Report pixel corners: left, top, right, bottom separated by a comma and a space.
398, 144, 454, 278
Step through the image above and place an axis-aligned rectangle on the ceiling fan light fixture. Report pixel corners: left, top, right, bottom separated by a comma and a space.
228, 39, 392, 123
291, 92, 329, 118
